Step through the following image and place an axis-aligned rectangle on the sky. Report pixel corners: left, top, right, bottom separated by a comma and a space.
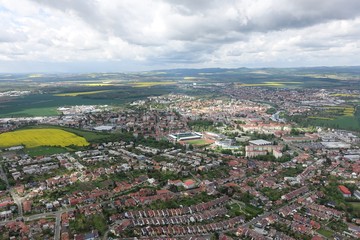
0, 0, 360, 73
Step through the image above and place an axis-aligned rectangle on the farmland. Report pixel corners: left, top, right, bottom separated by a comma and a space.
288, 104, 360, 131
0, 85, 176, 117
1, 67, 360, 119
21, 125, 111, 143
54, 90, 112, 97
131, 81, 176, 87
0, 129, 89, 148
238, 81, 303, 87
292, 106, 360, 131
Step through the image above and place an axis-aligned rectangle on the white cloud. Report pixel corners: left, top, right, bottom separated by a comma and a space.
0, 0, 359, 72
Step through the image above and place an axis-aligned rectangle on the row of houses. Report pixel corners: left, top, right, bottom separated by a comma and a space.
123, 196, 229, 219
139, 216, 244, 237
130, 207, 227, 227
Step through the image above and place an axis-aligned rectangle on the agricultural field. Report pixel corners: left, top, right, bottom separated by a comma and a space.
308, 116, 335, 120
322, 106, 356, 117
54, 90, 112, 97
0, 107, 59, 117
80, 83, 115, 87
330, 93, 360, 97
0, 128, 89, 148
22, 125, 111, 143
131, 81, 176, 87
297, 112, 360, 131
237, 81, 303, 87
0, 84, 178, 117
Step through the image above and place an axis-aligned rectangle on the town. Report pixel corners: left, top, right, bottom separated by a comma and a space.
0, 85, 360, 240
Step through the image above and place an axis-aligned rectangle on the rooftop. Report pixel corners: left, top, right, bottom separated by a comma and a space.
249, 139, 272, 146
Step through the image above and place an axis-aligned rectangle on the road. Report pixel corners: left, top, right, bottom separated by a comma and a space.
1, 164, 24, 217
0, 164, 10, 188
241, 190, 314, 228
9, 189, 23, 217
22, 207, 74, 240
54, 211, 62, 240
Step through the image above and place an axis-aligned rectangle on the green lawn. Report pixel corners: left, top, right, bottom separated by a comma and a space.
317, 228, 334, 238
25, 146, 69, 157
227, 203, 248, 217
349, 202, 360, 211
243, 204, 263, 217
69, 213, 107, 235
0, 107, 59, 117
185, 139, 210, 145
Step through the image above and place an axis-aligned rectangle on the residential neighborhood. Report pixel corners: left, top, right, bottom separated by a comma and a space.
1, 89, 360, 240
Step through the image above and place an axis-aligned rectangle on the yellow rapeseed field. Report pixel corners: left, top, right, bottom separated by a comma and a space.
0, 129, 89, 148
238, 82, 302, 87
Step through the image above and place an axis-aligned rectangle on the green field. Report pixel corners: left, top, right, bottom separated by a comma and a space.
25, 146, 70, 157
307, 115, 360, 131
185, 139, 211, 146
291, 105, 360, 131
0, 84, 177, 117
317, 228, 334, 238
54, 90, 112, 96
349, 202, 360, 211
1, 107, 59, 117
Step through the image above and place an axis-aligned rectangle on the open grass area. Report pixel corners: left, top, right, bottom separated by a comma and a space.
54, 90, 112, 97
183, 139, 213, 146
317, 228, 334, 238
0, 128, 89, 148
25, 146, 70, 157
349, 202, 360, 211
0, 107, 59, 117
227, 203, 248, 217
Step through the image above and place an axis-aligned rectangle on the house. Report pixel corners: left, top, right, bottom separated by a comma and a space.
354, 190, 360, 200
183, 179, 197, 189
338, 185, 352, 198
245, 139, 283, 158
22, 200, 32, 213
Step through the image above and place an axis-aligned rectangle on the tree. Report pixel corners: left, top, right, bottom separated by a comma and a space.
290, 128, 300, 136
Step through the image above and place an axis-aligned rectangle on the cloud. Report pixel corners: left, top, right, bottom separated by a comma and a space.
0, 0, 360, 72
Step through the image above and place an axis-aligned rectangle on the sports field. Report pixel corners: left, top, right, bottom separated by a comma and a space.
182, 139, 214, 146
0, 129, 89, 148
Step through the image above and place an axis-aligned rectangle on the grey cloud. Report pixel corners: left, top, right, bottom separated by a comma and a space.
29, 0, 360, 46
0, 30, 27, 43
1, 0, 360, 71
243, 0, 360, 32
